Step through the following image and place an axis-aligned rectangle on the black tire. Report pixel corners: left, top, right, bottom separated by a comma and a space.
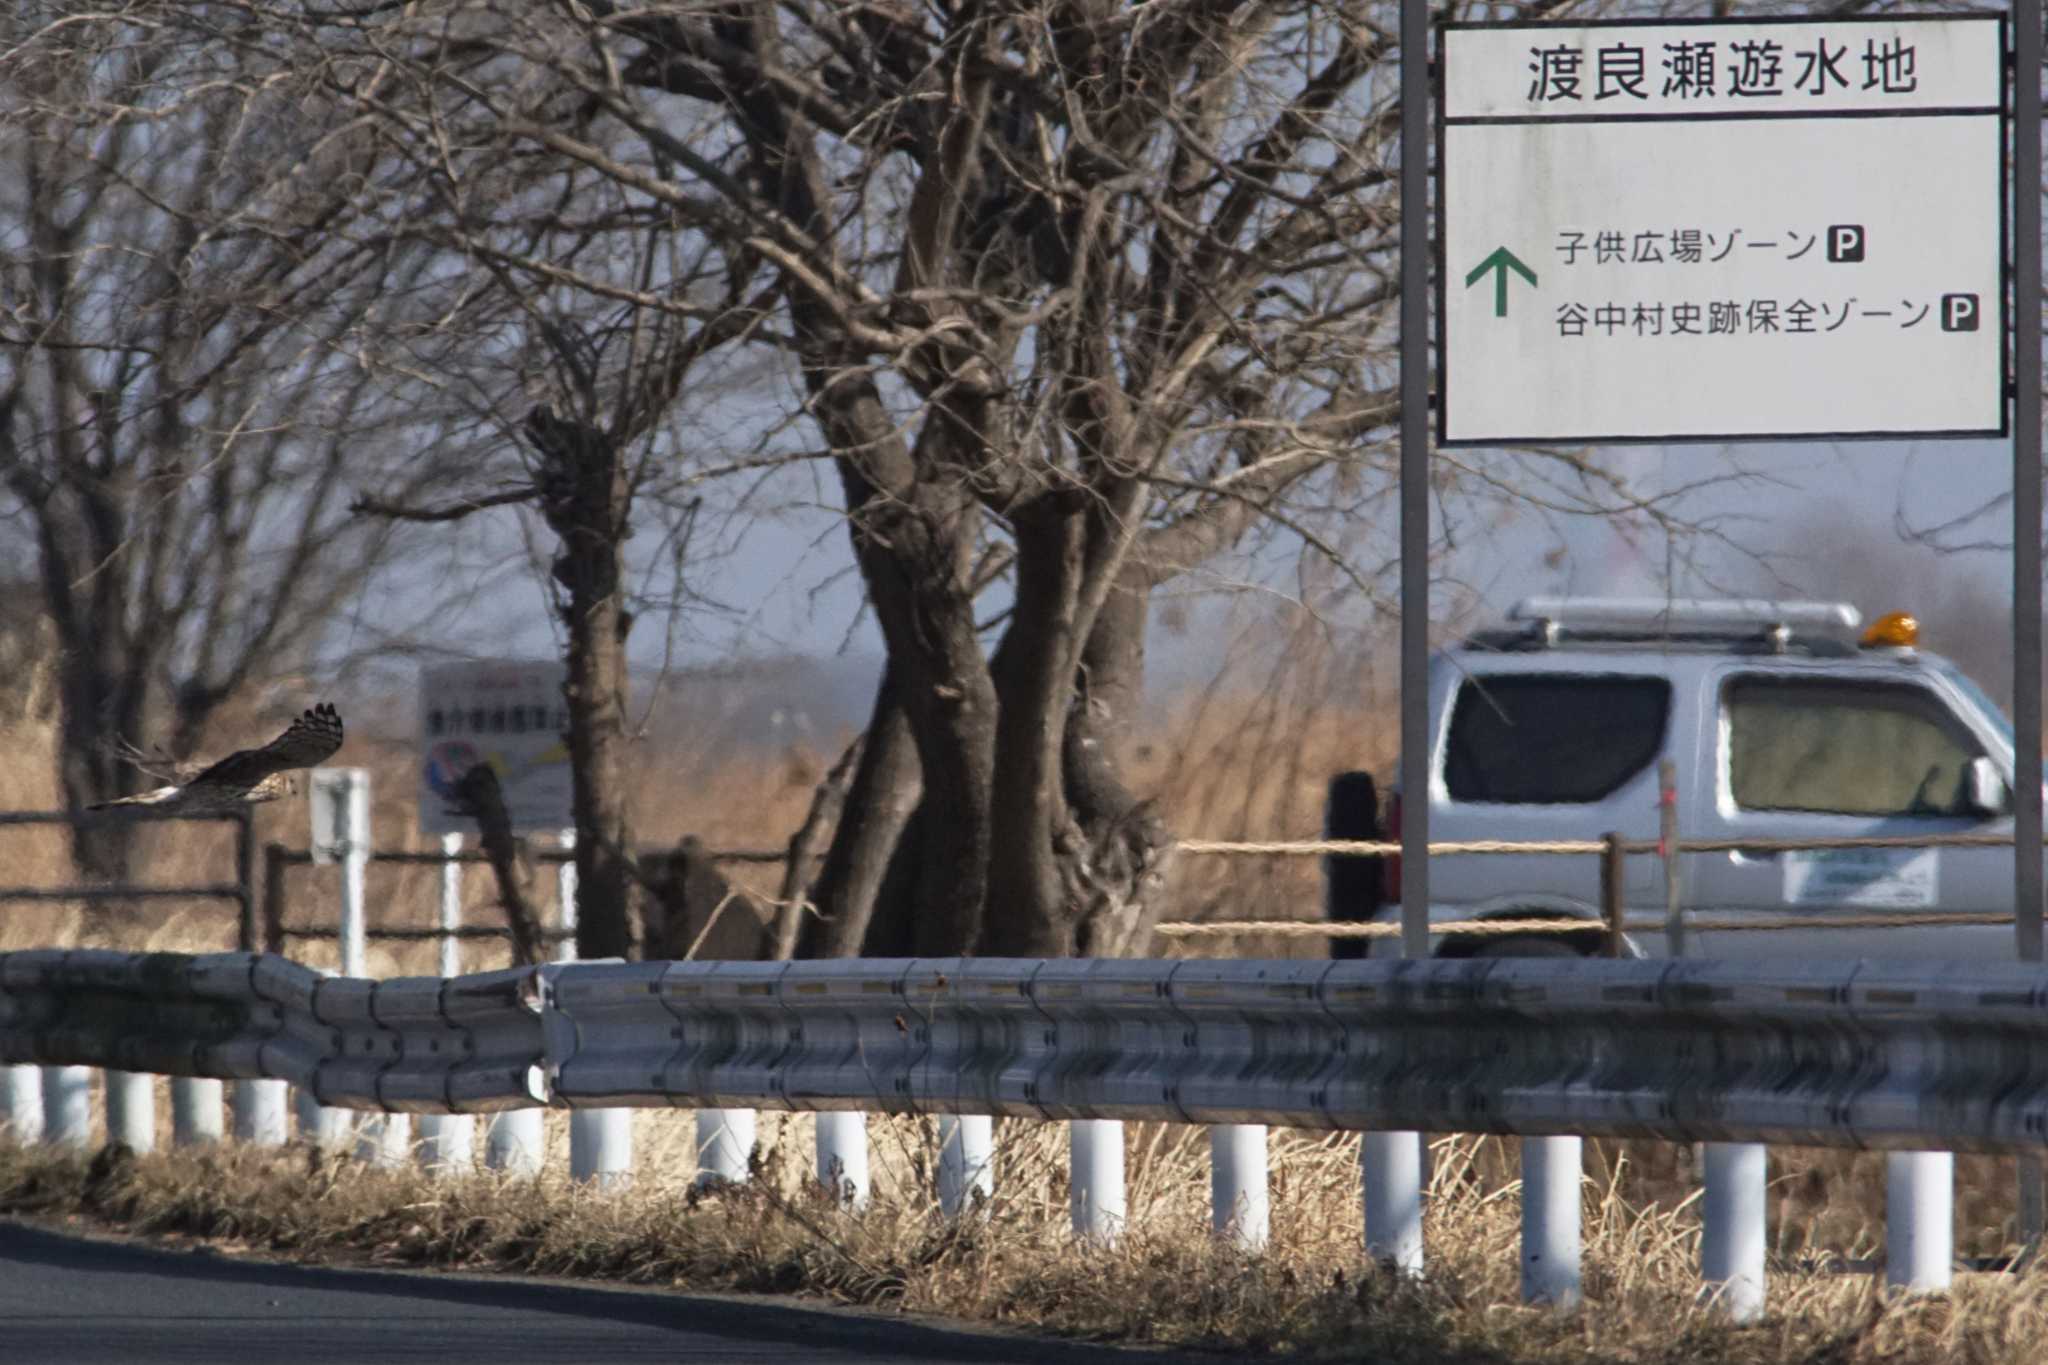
1323, 770, 1383, 961
1472, 933, 1584, 959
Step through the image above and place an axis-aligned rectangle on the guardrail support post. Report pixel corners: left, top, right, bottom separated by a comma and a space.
233, 1079, 288, 1146
1886, 1150, 1954, 1294
1701, 1141, 1766, 1321
104, 1071, 154, 1153
486, 1110, 546, 1176
1521, 1135, 1582, 1306
171, 1078, 224, 1146
419, 832, 474, 1174
938, 1114, 994, 1216
1070, 1119, 1126, 1246
1210, 1124, 1271, 1252
692, 1108, 752, 1188
43, 1066, 92, 1149
356, 1113, 412, 1167
1362, 1131, 1424, 1273
569, 1107, 634, 1187
3, 1064, 45, 1143
815, 1112, 869, 1208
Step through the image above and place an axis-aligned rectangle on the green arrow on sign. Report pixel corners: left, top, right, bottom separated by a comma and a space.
1464, 246, 1538, 318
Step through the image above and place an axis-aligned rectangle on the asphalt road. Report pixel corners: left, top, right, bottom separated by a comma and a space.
0, 1219, 1211, 1365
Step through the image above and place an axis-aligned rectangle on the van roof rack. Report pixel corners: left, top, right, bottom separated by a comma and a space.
1471, 597, 1863, 654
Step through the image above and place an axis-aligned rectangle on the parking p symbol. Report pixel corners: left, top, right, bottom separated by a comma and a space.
1940, 294, 1980, 332
1826, 225, 1865, 263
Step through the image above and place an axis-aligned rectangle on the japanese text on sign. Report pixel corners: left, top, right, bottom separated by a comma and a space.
1438, 17, 2004, 445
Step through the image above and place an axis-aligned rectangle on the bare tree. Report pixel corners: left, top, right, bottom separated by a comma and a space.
39, 0, 1707, 959
0, 11, 469, 880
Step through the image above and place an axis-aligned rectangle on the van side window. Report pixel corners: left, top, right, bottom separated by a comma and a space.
1724, 677, 1987, 817
1444, 675, 1670, 803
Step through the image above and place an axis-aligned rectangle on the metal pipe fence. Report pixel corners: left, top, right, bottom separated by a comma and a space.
0, 809, 258, 950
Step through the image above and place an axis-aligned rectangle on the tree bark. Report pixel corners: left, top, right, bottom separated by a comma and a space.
524, 405, 636, 960
799, 665, 922, 958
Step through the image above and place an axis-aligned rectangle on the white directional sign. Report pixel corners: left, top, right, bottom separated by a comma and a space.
1439, 17, 2006, 446
417, 660, 573, 835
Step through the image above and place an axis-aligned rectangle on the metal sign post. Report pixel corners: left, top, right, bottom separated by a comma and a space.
2013, 0, 2044, 1251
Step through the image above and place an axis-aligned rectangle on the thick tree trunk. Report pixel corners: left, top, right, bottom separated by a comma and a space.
53, 654, 147, 884
799, 665, 922, 958
525, 406, 636, 960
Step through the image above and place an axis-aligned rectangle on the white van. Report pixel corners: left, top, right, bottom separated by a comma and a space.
1327, 598, 2028, 962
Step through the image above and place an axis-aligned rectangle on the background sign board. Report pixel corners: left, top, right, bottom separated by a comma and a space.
418, 661, 573, 835
1439, 17, 2006, 446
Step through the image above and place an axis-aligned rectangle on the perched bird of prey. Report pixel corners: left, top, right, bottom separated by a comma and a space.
88, 703, 344, 813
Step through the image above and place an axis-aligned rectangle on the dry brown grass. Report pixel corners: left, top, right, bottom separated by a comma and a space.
3, 1113, 2046, 1363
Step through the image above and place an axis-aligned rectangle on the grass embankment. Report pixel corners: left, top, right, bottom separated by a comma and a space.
3, 1113, 2046, 1364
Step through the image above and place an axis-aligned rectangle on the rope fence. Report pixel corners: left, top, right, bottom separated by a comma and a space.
1159, 828, 2042, 946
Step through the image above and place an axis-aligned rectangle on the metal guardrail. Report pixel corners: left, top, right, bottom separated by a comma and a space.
8, 949, 2048, 1153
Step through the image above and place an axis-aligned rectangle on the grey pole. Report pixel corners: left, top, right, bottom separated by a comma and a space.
2015, 0, 2043, 967
1364, 0, 1433, 1278
2013, 0, 2044, 1249
1397, 0, 1429, 959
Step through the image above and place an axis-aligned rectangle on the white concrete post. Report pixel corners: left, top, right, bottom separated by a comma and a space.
485, 1110, 546, 1176
1069, 1119, 1127, 1246
418, 832, 475, 1173
1209, 1124, 1271, 1252
1361, 1131, 1424, 1273
295, 966, 353, 1150
42, 1066, 93, 1149
171, 1078, 224, 1147
355, 1113, 412, 1167
1887, 1150, 1955, 1294
104, 1071, 155, 1153
815, 1112, 869, 1208
937, 1114, 994, 1216
569, 1108, 633, 1187
3, 1064, 46, 1143
556, 827, 633, 1186
1701, 1141, 1767, 1322
694, 1108, 754, 1188
1520, 1135, 1583, 1306
233, 1079, 289, 1146
296, 1083, 352, 1149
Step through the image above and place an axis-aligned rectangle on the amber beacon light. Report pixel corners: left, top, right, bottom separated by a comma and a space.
1860, 611, 1921, 649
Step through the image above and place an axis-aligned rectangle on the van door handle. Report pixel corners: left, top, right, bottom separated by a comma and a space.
1728, 847, 1780, 863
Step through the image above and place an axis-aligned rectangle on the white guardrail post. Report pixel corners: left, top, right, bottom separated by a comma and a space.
557, 829, 634, 1186
1520, 1135, 1582, 1306
418, 831, 475, 1174
1887, 1150, 1955, 1294
1701, 1141, 1767, 1321
1210, 1124, 1270, 1252
1362, 1131, 1423, 1274
3, 1063, 44, 1142
42, 1064, 92, 1149
938, 1115, 994, 1216
815, 1111, 869, 1208
233, 1079, 289, 1146
170, 1077, 224, 1146
104, 1070, 154, 1153
1069, 1119, 1126, 1245
694, 1108, 756, 1188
